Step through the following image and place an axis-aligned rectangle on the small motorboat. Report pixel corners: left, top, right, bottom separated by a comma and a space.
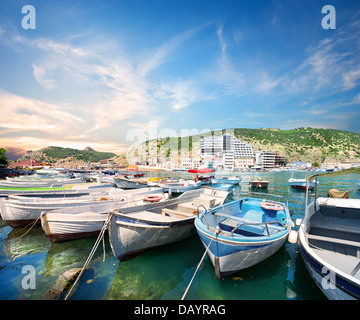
250, 178, 269, 189
288, 178, 316, 190
211, 176, 242, 185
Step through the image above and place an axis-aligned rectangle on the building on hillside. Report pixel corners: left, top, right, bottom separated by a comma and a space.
8, 159, 45, 169
234, 158, 255, 169
200, 134, 254, 169
255, 151, 287, 170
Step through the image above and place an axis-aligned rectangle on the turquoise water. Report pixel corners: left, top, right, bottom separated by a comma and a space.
1, 171, 359, 300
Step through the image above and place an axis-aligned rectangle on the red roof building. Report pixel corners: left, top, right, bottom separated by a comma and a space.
9, 159, 44, 169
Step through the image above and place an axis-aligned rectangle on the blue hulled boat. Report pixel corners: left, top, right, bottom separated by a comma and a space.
210, 183, 235, 193
195, 196, 293, 278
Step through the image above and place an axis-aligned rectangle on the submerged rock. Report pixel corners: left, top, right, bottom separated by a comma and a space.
44, 268, 83, 300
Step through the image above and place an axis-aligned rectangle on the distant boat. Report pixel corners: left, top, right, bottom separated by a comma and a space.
108, 188, 229, 261
157, 179, 202, 193
111, 176, 148, 189
250, 178, 269, 189
212, 176, 242, 185
210, 183, 235, 193
195, 196, 293, 278
288, 178, 316, 190
297, 167, 360, 300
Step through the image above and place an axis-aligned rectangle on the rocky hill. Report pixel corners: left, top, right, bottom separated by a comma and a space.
17, 146, 118, 167
130, 127, 360, 165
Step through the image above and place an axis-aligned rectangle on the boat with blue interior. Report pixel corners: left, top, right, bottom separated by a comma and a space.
195, 192, 293, 278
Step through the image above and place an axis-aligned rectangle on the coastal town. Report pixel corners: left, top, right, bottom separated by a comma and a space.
3, 133, 359, 176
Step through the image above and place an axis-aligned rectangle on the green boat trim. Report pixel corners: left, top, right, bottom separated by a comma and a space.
0, 185, 73, 191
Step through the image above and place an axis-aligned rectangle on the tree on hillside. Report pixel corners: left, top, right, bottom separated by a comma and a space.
0, 148, 9, 167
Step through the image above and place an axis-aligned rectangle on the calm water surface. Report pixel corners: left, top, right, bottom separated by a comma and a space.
1, 171, 359, 300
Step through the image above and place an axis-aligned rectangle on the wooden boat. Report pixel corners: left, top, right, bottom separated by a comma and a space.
40, 188, 167, 243
250, 178, 269, 189
288, 178, 316, 190
157, 179, 202, 193
111, 176, 149, 189
0, 176, 84, 189
195, 194, 293, 278
108, 188, 229, 261
1, 187, 162, 228
210, 183, 235, 193
297, 168, 360, 300
0, 182, 114, 197
211, 176, 242, 185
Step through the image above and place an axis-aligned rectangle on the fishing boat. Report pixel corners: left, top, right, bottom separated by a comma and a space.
211, 176, 242, 185
157, 179, 202, 193
195, 193, 293, 278
1, 187, 162, 228
0, 182, 115, 198
108, 188, 229, 261
41, 188, 167, 243
110, 176, 149, 189
288, 178, 316, 190
0, 176, 84, 189
250, 178, 269, 189
297, 168, 360, 300
210, 183, 235, 194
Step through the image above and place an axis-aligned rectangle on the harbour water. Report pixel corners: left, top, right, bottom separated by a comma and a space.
1, 170, 359, 300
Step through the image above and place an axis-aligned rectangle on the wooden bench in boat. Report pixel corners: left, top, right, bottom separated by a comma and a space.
161, 208, 196, 219
307, 233, 360, 249
310, 214, 360, 236
215, 211, 284, 236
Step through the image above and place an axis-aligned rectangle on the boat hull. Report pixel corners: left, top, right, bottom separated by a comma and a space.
250, 181, 269, 188
113, 177, 148, 189
41, 212, 107, 243
1, 199, 121, 228
298, 226, 360, 300
196, 227, 288, 278
109, 214, 196, 261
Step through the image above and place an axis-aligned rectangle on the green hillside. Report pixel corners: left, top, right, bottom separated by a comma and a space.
19, 146, 116, 163
130, 127, 360, 165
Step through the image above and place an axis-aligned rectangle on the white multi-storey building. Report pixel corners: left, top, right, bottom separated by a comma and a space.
200, 135, 254, 159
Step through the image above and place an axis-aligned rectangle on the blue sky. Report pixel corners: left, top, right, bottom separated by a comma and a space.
0, 0, 359, 159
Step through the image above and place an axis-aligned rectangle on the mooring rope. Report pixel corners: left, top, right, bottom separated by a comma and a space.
64, 211, 112, 300
181, 226, 220, 300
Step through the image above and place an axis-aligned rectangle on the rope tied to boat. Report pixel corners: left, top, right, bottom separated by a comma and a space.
64, 211, 112, 300
181, 226, 220, 300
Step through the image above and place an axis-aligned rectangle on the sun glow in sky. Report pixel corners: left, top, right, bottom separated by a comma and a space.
0, 0, 359, 159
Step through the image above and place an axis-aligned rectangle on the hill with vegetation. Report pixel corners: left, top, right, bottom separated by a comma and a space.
17, 146, 117, 167
130, 127, 360, 165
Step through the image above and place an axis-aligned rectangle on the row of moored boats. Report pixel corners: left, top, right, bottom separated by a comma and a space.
0, 169, 360, 300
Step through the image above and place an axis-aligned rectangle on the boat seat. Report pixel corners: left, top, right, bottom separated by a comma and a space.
310, 214, 360, 236
215, 213, 266, 236
177, 197, 217, 214
307, 234, 360, 249
242, 209, 265, 223
161, 208, 195, 219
